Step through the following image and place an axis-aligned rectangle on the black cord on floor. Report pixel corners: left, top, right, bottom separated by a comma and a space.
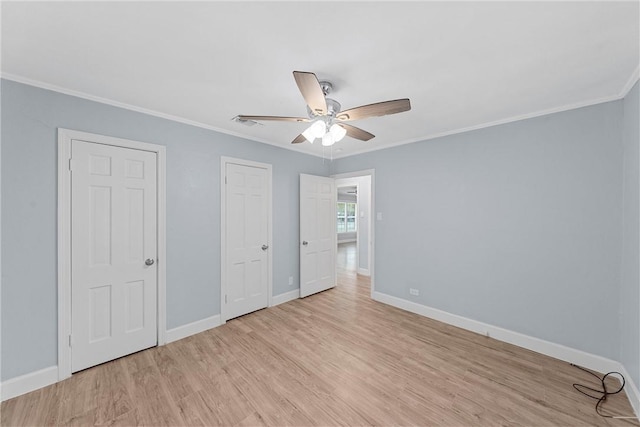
570, 363, 636, 419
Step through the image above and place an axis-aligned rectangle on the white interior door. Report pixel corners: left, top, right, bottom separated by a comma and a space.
300, 174, 336, 297
71, 140, 157, 373
224, 162, 270, 320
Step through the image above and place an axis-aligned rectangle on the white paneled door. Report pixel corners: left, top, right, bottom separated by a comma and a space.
224, 162, 270, 320
300, 174, 336, 297
71, 140, 157, 373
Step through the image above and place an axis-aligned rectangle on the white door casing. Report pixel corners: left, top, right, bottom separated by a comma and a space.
300, 174, 337, 298
221, 157, 272, 322
58, 129, 167, 380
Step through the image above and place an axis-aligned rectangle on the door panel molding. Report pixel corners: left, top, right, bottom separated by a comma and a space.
220, 156, 273, 323
57, 129, 167, 380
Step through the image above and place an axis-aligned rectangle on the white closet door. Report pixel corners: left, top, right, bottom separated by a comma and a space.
71, 140, 157, 372
224, 162, 270, 320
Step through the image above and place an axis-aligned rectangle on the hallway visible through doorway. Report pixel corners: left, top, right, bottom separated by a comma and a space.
337, 242, 356, 272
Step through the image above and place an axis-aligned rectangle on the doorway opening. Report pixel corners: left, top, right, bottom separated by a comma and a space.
332, 170, 374, 298
336, 186, 358, 274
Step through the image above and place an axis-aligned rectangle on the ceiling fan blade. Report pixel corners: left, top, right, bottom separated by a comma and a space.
236, 115, 309, 122
336, 99, 411, 122
291, 134, 306, 144
338, 123, 375, 141
293, 71, 327, 115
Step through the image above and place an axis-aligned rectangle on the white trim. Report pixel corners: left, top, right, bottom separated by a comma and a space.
332, 94, 627, 159
57, 128, 167, 380
165, 315, 221, 344
4, 69, 638, 162
220, 156, 273, 324
57, 136, 72, 380
331, 170, 375, 299
372, 291, 621, 375
156, 149, 167, 346
1, 366, 58, 402
272, 289, 300, 306
373, 290, 640, 419
619, 65, 640, 99
374, 292, 640, 419
618, 363, 640, 419
357, 268, 370, 277
1, 73, 322, 158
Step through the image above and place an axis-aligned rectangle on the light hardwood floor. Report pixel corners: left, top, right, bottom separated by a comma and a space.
2, 242, 638, 426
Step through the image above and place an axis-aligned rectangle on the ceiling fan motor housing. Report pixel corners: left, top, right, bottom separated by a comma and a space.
308, 98, 341, 120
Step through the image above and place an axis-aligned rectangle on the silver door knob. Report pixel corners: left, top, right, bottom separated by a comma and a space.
145, 258, 155, 266
302, 241, 308, 246
261, 244, 269, 251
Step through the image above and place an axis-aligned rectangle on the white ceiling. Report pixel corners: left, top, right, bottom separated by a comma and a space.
2, 2, 638, 159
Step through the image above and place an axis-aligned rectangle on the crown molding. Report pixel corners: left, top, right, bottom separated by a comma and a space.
333, 65, 640, 159
332, 92, 624, 159
619, 65, 640, 99
3, 67, 638, 161
0, 73, 326, 158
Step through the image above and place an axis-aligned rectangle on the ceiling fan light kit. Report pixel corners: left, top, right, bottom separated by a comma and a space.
302, 120, 327, 143
330, 123, 347, 140
236, 71, 411, 146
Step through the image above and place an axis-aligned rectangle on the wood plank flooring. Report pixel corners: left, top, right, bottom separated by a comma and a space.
2, 243, 638, 426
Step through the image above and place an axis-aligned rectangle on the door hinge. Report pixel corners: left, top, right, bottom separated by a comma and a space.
225, 294, 228, 304
68, 334, 73, 347
68, 158, 73, 171
225, 176, 227, 184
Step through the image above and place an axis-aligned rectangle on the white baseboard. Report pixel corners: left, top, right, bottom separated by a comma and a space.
1, 366, 58, 402
372, 291, 639, 419
2, 316, 223, 402
618, 363, 640, 419
272, 289, 300, 306
373, 292, 620, 375
357, 268, 370, 276
166, 314, 221, 344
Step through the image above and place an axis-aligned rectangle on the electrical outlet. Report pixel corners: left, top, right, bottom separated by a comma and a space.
288, 276, 294, 286
409, 288, 419, 296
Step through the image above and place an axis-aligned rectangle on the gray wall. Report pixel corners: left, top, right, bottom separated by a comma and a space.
1, 79, 329, 381
620, 81, 639, 387
331, 101, 624, 360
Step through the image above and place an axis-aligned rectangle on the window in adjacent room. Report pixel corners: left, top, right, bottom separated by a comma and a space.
337, 202, 357, 233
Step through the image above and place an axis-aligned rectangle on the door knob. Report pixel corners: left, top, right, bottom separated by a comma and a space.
261, 244, 269, 251
145, 258, 155, 266
302, 241, 308, 246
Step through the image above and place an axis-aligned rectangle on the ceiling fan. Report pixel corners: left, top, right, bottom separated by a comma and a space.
235, 71, 411, 146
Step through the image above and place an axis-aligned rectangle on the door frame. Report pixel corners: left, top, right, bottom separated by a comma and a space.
331, 169, 375, 298
220, 156, 273, 323
57, 128, 167, 380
